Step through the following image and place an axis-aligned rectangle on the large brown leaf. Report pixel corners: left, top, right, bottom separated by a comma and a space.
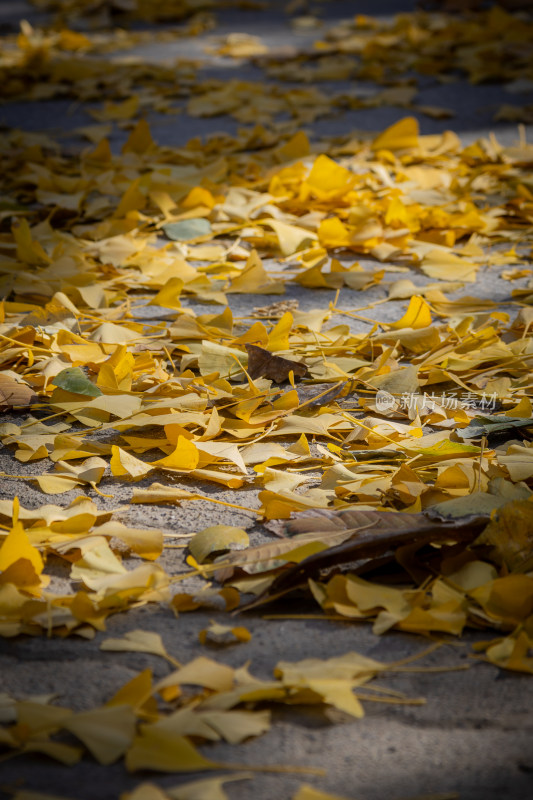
232, 508, 489, 609
0, 374, 37, 410
245, 344, 308, 383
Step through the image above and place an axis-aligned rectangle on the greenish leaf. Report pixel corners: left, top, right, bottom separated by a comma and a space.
162, 219, 212, 241
52, 368, 102, 397
430, 494, 504, 518
458, 415, 533, 440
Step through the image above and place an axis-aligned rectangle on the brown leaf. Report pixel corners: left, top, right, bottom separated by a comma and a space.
215, 522, 365, 582
237, 508, 489, 608
478, 500, 533, 572
245, 344, 308, 383
0, 375, 37, 410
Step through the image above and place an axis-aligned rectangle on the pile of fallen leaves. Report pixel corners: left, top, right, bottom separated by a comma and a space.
1, 5, 533, 122
1, 0, 533, 792
0, 627, 449, 782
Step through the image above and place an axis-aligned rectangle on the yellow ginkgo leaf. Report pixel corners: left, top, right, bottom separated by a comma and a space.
106, 668, 156, 713
155, 657, 236, 693
189, 525, 249, 564
95, 521, 163, 561
149, 277, 184, 310
63, 704, 137, 764
100, 630, 176, 663
198, 621, 252, 646
306, 154, 355, 196
420, 250, 478, 282
151, 436, 199, 471
267, 311, 293, 351
0, 501, 44, 576
292, 785, 352, 800
389, 296, 432, 330
110, 446, 153, 479
371, 116, 419, 151
227, 250, 284, 295
126, 727, 218, 773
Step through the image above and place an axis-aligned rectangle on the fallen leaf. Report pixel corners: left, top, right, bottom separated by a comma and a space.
189, 526, 249, 564
63, 704, 136, 764
199, 621, 252, 646
245, 344, 308, 383
51, 368, 102, 397
163, 219, 212, 242
126, 726, 217, 773
0, 375, 37, 409
100, 630, 178, 664
478, 500, 533, 571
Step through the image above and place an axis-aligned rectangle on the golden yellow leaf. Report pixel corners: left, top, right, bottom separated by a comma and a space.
90, 95, 140, 121
149, 278, 184, 310
420, 250, 478, 282
33, 474, 81, 495
152, 437, 199, 471
479, 500, 533, 571
124, 783, 170, 800
277, 130, 310, 160
12, 790, 78, 800
227, 250, 284, 295
262, 219, 316, 256
63, 704, 137, 764
484, 630, 533, 674
12, 218, 50, 265
189, 526, 249, 564
122, 118, 154, 155
95, 521, 163, 561
167, 774, 252, 800
16, 701, 73, 734
0, 500, 44, 577
101, 630, 175, 662
292, 786, 353, 800
70, 539, 126, 587
107, 669, 156, 714
126, 726, 218, 772
389, 296, 432, 330
371, 117, 419, 151
21, 739, 83, 766
156, 657, 235, 693
198, 622, 252, 646
306, 155, 355, 197
110, 446, 153, 479
130, 484, 197, 505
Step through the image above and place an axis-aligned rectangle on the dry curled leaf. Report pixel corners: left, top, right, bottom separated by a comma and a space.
0, 375, 37, 410
478, 499, 533, 572
245, 344, 308, 383
234, 508, 489, 608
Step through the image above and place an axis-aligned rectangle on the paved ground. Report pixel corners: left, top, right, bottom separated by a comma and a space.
1, 1, 532, 799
